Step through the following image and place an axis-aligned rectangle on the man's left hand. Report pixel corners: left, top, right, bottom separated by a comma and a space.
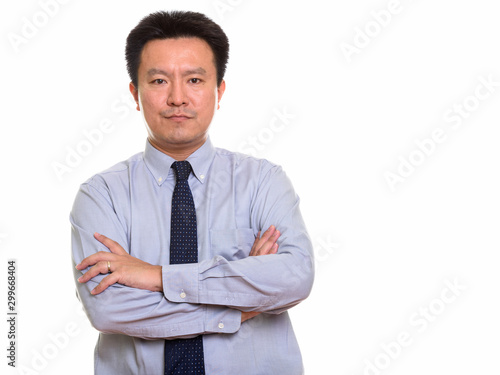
75, 233, 163, 295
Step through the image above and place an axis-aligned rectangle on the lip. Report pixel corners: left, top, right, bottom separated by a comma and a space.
166, 114, 192, 122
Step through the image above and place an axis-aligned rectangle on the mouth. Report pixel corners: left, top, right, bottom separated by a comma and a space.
165, 114, 193, 122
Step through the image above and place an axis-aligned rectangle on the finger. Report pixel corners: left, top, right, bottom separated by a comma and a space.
254, 231, 261, 244
75, 251, 111, 270
94, 232, 127, 255
271, 242, 279, 254
78, 260, 111, 283
253, 228, 280, 256
250, 228, 272, 256
253, 226, 276, 253
258, 231, 280, 256
252, 227, 272, 256
91, 273, 119, 295
250, 231, 261, 256
260, 226, 276, 242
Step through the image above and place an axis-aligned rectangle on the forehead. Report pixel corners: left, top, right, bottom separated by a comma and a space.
139, 37, 216, 73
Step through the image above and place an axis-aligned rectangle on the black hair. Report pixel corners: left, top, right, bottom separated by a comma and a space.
125, 10, 229, 88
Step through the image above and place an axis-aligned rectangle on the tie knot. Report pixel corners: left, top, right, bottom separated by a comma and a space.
172, 161, 192, 181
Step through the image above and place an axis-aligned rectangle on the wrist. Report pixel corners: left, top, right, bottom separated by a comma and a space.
152, 265, 163, 292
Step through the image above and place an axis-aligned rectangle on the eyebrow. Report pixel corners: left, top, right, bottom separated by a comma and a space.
146, 67, 207, 77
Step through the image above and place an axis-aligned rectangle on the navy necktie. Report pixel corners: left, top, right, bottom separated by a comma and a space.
164, 161, 205, 374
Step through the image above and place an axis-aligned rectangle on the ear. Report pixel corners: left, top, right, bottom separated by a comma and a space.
129, 82, 140, 111
216, 80, 226, 110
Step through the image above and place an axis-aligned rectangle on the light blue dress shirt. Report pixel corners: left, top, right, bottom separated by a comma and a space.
71, 137, 314, 374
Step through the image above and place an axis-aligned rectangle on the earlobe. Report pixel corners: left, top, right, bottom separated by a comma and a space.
129, 82, 140, 111
217, 80, 226, 110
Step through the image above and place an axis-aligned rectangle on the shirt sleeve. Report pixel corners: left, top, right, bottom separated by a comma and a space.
163, 163, 315, 314
71, 179, 242, 340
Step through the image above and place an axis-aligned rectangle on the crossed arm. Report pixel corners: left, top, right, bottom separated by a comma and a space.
71, 164, 313, 339
76, 227, 281, 322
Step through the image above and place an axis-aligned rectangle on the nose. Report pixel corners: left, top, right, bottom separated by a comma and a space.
167, 81, 188, 106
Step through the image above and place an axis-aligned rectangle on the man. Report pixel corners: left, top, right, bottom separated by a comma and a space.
71, 10, 314, 374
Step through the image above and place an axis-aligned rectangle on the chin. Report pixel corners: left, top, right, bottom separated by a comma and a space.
166, 133, 206, 146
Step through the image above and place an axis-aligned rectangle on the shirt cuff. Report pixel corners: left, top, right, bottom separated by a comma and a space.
205, 306, 242, 334
163, 263, 200, 303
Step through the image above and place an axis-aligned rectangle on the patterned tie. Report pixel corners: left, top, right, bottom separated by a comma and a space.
164, 161, 205, 374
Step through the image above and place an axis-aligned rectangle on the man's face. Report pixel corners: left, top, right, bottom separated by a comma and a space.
130, 37, 225, 156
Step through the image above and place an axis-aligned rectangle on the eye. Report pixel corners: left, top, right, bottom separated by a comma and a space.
189, 78, 201, 84
153, 79, 166, 84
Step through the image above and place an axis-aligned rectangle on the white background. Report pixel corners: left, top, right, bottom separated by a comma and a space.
1, 0, 500, 374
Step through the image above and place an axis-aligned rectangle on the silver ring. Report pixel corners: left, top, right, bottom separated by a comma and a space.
107, 261, 111, 273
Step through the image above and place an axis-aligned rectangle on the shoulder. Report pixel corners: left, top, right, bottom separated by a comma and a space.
211, 148, 293, 197
213, 147, 283, 177
80, 151, 144, 194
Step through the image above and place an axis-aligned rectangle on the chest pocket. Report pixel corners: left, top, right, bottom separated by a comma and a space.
210, 228, 255, 260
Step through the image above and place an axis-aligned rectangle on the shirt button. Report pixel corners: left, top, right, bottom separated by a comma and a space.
218, 322, 224, 329
158, 177, 163, 182
200, 175, 205, 179
180, 292, 186, 299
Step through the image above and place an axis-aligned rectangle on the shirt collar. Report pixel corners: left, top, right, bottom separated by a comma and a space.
144, 137, 216, 186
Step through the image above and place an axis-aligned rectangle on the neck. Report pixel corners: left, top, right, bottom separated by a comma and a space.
148, 137, 206, 161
